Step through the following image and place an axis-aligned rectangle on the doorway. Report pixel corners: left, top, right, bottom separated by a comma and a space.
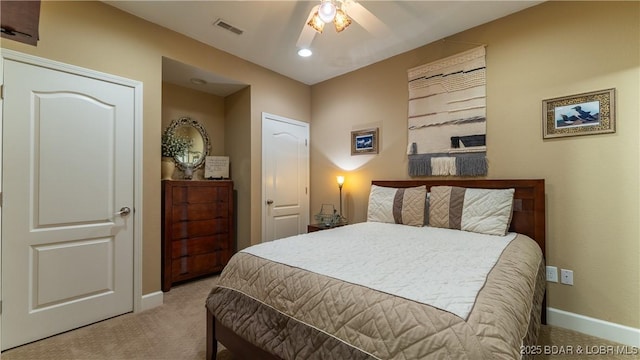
0, 50, 143, 350
261, 113, 309, 242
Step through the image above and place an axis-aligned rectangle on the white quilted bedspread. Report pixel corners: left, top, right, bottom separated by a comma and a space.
243, 222, 516, 319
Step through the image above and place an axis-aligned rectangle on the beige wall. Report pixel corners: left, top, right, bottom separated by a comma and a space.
224, 87, 252, 250
1, 1, 310, 294
311, 1, 639, 328
161, 82, 226, 180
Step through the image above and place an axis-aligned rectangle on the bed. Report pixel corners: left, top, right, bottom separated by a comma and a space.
206, 179, 546, 360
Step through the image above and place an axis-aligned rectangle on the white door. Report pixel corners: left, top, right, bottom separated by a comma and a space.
262, 113, 309, 242
1, 57, 135, 349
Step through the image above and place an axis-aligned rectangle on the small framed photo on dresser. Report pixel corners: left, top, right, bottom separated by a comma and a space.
204, 156, 230, 179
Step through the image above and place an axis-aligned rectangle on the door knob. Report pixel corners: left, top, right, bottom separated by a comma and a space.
266, 199, 274, 205
115, 207, 131, 216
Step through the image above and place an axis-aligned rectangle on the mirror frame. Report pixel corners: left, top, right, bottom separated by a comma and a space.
166, 116, 210, 170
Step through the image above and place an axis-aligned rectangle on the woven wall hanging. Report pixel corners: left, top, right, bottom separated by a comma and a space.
407, 46, 487, 176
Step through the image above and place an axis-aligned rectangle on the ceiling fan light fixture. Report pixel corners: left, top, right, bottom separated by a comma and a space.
333, 9, 351, 32
307, 11, 325, 33
318, 0, 337, 23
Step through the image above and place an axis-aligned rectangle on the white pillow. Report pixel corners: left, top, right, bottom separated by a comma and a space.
429, 186, 514, 236
367, 185, 427, 227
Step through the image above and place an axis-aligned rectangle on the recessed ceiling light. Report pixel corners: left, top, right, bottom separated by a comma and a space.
298, 48, 312, 57
190, 78, 207, 85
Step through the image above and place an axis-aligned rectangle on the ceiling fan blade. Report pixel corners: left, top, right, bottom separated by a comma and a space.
345, 2, 391, 37
296, 6, 318, 49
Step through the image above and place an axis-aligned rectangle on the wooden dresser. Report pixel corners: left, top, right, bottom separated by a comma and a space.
162, 180, 234, 291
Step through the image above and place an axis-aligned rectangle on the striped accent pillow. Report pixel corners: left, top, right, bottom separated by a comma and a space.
429, 186, 515, 236
367, 185, 427, 227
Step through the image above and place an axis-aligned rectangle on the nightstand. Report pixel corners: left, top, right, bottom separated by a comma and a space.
307, 223, 347, 233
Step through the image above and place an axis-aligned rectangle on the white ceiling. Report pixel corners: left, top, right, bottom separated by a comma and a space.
105, 1, 542, 94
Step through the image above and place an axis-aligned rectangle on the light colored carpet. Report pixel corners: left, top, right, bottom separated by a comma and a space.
534, 325, 638, 360
2, 275, 636, 359
1, 275, 231, 360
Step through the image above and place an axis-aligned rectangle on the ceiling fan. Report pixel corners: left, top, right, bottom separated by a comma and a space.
296, 0, 390, 54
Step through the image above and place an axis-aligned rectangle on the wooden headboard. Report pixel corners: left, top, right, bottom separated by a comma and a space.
372, 179, 546, 258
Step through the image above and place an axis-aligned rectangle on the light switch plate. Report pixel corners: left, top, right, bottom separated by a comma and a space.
546, 266, 558, 282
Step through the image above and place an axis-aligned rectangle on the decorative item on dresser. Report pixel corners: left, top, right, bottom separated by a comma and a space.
161, 157, 176, 180
161, 180, 234, 292
161, 116, 212, 180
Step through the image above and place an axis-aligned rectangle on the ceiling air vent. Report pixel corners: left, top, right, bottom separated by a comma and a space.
213, 19, 244, 35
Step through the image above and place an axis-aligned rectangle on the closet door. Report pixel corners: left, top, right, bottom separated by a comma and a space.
2, 56, 135, 350
262, 113, 309, 242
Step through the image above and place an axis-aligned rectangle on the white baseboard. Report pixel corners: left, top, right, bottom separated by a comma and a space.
547, 307, 640, 347
140, 291, 164, 312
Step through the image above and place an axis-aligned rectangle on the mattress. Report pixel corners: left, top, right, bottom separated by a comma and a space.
206, 222, 545, 360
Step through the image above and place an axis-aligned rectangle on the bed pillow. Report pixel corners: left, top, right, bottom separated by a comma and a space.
367, 185, 427, 227
429, 186, 515, 236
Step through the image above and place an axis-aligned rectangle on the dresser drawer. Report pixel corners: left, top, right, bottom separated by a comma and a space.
172, 186, 230, 205
171, 235, 230, 259
171, 250, 232, 280
172, 203, 229, 221
172, 219, 229, 239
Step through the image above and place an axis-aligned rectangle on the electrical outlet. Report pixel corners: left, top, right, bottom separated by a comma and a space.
546, 266, 558, 282
561, 269, 574, 285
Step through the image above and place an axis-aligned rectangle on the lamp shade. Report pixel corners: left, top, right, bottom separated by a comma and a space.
336, 176, 344, 186
307, 11, 325, 33
333, 9, 351, 32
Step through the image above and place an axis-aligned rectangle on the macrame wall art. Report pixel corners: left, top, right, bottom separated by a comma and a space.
407, 46, 487, 176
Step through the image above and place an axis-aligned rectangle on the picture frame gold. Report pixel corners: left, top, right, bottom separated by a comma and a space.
542, 88, 615, 139
351, 128, 379, 155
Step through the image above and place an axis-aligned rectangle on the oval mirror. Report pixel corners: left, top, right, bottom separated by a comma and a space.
166, 116, 210, 170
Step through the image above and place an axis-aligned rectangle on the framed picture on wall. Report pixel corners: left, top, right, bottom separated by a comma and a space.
351, 128, 379, 155
542, 88, 616, 139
